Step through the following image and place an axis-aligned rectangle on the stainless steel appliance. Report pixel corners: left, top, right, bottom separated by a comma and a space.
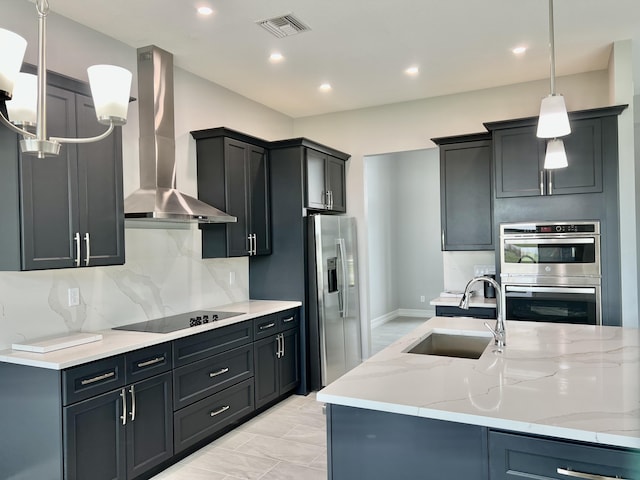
500, 221, 601, 325
113, 310, 243, 333
307, 215, 362, 387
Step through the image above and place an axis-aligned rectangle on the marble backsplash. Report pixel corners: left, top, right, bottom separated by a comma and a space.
0, 228, 249, 350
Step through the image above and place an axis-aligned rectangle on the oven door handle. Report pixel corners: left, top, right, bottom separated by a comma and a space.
505, 286, 596, 295
503, 238, 595, 245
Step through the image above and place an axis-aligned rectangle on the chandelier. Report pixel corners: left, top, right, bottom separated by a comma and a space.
0, 0, 132, 158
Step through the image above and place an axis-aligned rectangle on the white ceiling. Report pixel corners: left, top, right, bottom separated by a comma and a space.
36, 0, 640, 118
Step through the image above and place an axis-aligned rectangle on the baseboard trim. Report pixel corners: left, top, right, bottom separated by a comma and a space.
370, 310, 399, 329
398, 308, 434, 318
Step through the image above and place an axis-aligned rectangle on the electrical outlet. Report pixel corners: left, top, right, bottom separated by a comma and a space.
229, 271, 236, 286
420, 295, 426, 303
68, 288, 80, 306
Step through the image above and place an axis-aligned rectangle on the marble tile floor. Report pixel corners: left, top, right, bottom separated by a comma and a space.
151, 392, 327, 480
370, 316, 429, 355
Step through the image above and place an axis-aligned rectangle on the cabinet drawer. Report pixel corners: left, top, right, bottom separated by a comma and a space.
125, 342, 172, 384
173, 321, 253, 367
173, 378, 254, 453
254, 314, 279, 339
489, 431, 640, 479
62, 355, 125, 406
277, 308, 299, 331
173, 345, 254, 410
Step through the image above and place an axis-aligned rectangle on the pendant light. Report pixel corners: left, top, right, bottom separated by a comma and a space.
537, 0, 570, 169
0, 0, 131, 158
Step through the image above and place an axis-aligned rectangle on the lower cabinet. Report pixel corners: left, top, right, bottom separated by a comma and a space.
63, 372, 173, 480
435, 305, 497, 319
254, 326, 301, 409
489, 431, 640, 480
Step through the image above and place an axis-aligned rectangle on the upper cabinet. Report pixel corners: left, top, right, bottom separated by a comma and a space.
432, 133, 493, 251
270, 138, 349, 214
0, 73, 125, 271
191, 128, 271, 258
486, 106, 625, 198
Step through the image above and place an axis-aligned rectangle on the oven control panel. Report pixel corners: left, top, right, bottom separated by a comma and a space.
501, 221, 598, 235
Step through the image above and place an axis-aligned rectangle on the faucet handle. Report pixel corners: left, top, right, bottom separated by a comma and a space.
483, 321, 498, 337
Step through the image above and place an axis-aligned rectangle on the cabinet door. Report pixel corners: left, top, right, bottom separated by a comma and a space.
305, 148, 327, 210
551, 117, 603, 195
494, 126, 545, 198
224, 138, 250, 256
75, 94, 125, 267
278, 328, 300, 395
63, 388, 126, 480
248, 144, 271, 255
254, 335, 279, 409
126, 373, 173, 479
440, 140, 493, 250
327, 156, 346, 212
20, 86, 79, 270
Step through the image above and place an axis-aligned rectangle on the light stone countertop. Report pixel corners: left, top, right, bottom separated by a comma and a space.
0, 300, 301, 370
317, 316, 640, 450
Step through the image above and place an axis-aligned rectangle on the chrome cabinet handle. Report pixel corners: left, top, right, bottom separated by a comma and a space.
120, 388, 127, 425
210, 405, 230, 417
252, 233, 257, 255
328, 190, 334, 209
280, 333, 285, 357
80, 370, 115, 386
259, 322, 276, 331
84, 232, 90, 266
209, 367, 229, 378
557, 467, 629, 480
548, 170, 553, 196
282, 316, 295, 323
137, 356, 165, 368
74, 232, 81, 267
441, 229, 445, 250
540, 170, 545, 195
276, 334, 282, 359
129, 385, 136, 421
247, 234, 252, 255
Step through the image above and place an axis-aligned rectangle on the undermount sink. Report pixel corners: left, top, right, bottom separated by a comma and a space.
406, 331, 492, 360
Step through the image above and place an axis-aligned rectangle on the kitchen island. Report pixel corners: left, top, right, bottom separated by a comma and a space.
317, 316, 640, 479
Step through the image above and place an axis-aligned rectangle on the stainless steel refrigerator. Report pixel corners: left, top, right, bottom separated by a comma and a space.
307, 214, 362, 387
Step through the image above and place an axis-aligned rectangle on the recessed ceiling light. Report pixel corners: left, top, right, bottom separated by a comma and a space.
269, 52, 284, 63
512, 46, 527, 55
405, 66, 419, 76
197, 6, 214, 16
319, 83, 332, 92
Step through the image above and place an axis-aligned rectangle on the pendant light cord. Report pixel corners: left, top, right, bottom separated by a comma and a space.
548, 0, 556, 96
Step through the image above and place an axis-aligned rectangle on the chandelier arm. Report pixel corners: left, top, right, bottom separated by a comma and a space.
0, 109, 37, 138
51, 121, 115, 144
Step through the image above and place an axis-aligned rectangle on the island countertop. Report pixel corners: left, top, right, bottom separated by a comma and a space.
317, 316, 640, 450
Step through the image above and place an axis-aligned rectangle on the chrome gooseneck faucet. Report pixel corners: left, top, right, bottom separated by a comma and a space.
459, 276, 506, 350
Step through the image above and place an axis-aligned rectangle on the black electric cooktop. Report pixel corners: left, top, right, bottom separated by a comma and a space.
113, 310, 244, 334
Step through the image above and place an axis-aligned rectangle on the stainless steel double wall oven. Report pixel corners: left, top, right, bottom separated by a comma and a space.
500, 221, 601, 325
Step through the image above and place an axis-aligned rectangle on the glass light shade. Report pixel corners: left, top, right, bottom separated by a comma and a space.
0, 28, 28, 98
87, 65, 132, 125
544, 138, 568, 169
6, 72, 37, 125
536, 94, 571, 138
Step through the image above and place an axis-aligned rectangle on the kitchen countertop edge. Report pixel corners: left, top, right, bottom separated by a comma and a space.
0, 300, 301, 370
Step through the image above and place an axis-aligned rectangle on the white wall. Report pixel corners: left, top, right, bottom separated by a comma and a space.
0, 1, 294, 350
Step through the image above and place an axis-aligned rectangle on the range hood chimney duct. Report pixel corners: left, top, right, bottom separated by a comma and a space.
124, 45, 236, 224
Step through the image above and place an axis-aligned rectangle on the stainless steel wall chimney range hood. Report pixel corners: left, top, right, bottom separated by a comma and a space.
124, 45, 236, 224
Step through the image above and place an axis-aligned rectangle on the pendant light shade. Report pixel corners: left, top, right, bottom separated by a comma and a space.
87, 65, 132, 126
537, 94, 570, 138
0, 28, 28, 99
544, 138, 568, 169
6, 72, 37, 125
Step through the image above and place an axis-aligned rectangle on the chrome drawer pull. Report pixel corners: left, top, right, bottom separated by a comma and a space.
129, 385, 136, 421
120, 388, 127, 425
260, 322, 276, 330
80, 371, 115, 386
137, 356, 165, 368
210, 405, 230, 417
557, 467, 629, 480
209, 367, 229, 378
282, 316, 295, 323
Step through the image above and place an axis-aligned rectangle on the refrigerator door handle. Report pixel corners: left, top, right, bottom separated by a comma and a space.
337, 238, 349, 318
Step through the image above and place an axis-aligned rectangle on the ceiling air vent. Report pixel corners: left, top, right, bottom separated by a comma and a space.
257, 14, 311, 38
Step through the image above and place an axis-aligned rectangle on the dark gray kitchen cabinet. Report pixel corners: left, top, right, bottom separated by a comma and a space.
254, 312, 301, 409
305, 147, 347, 212
486, 107, 625, 198
432, 133, 493, 251
489, 430, 640, 480
191, 127, 271, 258
0, 69, 124, 271
64, 371, 173, 480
